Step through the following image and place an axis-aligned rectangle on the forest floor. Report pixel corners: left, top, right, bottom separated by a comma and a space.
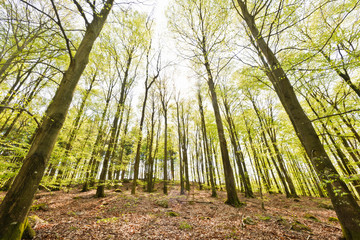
1, 182, 343, 240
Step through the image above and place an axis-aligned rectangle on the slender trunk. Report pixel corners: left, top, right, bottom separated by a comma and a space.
176, 101, 185, 194
132, 90, 149, 194
198, 91, 217, 197
223, 98, 253, 197
205, 67, 242, 206
163, 110, 168, 194
96, 52, 132, 197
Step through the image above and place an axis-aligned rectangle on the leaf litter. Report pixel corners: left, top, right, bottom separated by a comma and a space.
4, 182, 343, 240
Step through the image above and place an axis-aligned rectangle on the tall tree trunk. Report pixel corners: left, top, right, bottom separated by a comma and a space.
163, 110, 168, 194
175, 100, 185, 195
146, 99, 157, 193
82, 90, 112, 192
132, 76, 156, 194
96, 50, 132, 197
198, 90, 217, 197
222, 96, 253, 198
0, 2, 113, 238
206, 75, 242, 206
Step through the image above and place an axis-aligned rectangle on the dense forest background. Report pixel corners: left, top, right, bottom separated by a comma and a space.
0, 0, 360, 239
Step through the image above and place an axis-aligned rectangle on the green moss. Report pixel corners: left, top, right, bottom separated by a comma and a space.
23, 221, 36, 239
318, 202, 334, 210
166, 211, 179, 217
276, 216, 290, 228
155, 199, 169, 208
179, 221, 193, 230
243, 216, 256, 225
96, 217, 119, 223
328, 217, 339, 222
259, 216, 271, 221
304, 213, 320, 222
291, 221, 311, 232
67, 211, 77, 216
30, 203, 49, 211
1, 217, 34, 240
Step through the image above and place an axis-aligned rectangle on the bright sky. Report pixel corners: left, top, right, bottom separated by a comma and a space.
143, 0, 194, 97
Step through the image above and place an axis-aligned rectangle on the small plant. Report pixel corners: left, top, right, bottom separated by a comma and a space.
179, 221, 193, 230
69, 226, 78, 231
67, 211, 77, 216
304, 213, 320, 222
30, 203, 49, 211
276, 216, 290, 228
318, 202, 334, 210
96, 217, 119, 223
291, 221, 311, 232
259, 216, 271, 221
166, 211, 179, 217
155, 199, 169, 208
243, 216, 256, 225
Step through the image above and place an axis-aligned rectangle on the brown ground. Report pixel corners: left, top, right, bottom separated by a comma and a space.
2, 183, 343, 239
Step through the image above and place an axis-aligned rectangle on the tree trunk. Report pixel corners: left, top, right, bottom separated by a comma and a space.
96, 52, 132, 197
205, 74, 242, 207
197, 93, 217, 197
163, 110, 168, 194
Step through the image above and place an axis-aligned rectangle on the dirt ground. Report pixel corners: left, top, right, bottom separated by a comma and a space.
1, 182, 343, 239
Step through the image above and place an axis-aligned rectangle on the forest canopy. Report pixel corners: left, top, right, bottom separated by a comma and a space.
0, 0, 360, 239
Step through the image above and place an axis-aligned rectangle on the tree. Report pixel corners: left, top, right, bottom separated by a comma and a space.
233, 0, 360, 238
0, 0, 114, 238
169, 0, 242, 207
131, 35, 162, 194
157, 77, 172, 195
96, 9, 146, 197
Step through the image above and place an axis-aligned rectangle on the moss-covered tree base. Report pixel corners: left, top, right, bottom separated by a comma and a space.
225, 199, 246, 208
0, 218, 35, 240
